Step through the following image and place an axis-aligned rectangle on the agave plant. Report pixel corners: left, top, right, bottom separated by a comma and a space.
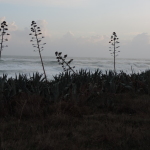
0, 21, 10, 58
109, 32, 120, 72
1, 69, 150, 107
29, 21, 47, 82
55, 51, 76, 74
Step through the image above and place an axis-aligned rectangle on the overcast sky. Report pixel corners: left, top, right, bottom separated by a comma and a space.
1, 0, 150, 58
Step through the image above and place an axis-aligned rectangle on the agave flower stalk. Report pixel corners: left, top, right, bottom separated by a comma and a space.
0, 21, 10, 58
55, 51, 76, 74
29, 21, 47, 82
109, 32, 120, 72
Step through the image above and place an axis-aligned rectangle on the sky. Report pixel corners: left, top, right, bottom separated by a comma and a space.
1, 0, 150, 58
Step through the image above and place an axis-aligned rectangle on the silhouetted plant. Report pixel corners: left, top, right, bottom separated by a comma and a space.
0, 21, 10, 58
109, 32, 120, 72
29, 21, 47, 82
55, 51, 76, 74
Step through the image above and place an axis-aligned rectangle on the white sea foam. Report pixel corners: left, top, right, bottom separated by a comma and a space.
0, 55, 150, 80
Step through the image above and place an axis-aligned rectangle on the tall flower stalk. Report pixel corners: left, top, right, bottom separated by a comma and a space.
0, 21, 10, 58
55, 51, 76, 74
29, 21, 47, 82
109, 32, 120, 72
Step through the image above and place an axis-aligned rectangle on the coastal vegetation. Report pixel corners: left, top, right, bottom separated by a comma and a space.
0, 21, 150, 149
0, 70, 150, 150
0, 21, 10, 58
109, 32, 120, 72
29, 21, 47, 82
55, 51, 76, 74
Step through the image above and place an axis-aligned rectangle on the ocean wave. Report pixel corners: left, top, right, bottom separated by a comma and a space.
1, 56, 150, 79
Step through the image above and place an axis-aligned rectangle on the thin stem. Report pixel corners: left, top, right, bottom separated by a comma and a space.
34, 26, 47, 82
0, 28, 5, 58
61, 58, 76, 74
114, 38, 116, 72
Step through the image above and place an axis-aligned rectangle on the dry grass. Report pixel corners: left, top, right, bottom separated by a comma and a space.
0, 93, 150, 150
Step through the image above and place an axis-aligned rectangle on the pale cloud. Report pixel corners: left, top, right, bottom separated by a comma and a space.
0, 16, 6, 22
121, 33, 150, 58
63, 31, 74, 39
9, 21, 18, 31
2, 28, 111, 57
2, 17, 150, 59
45, 32, 150, 58
46, 33, 111, 57
0, 17, 18, 42
87, 35, 109, 45
0, 18, 50, 56
0, 16, 18, 31
36, 20, 50, 37
125, 32, 143, 36
131, 33, 150, 45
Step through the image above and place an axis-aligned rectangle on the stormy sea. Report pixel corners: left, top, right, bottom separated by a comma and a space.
0, 55, 150, 80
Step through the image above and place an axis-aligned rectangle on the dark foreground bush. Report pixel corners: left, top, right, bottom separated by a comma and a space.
1, 69, 150, 103
0, 70, 150, 149
0, 92, 150, 150
0, 69, 150, 116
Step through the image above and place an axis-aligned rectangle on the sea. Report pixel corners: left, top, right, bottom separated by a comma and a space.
0, 55, 150, 80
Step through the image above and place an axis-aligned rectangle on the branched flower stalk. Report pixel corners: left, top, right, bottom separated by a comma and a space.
29, 21, 47, 82
55, 51, 76, 74
109, 32, 120, 72
0, 21, 10, 58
